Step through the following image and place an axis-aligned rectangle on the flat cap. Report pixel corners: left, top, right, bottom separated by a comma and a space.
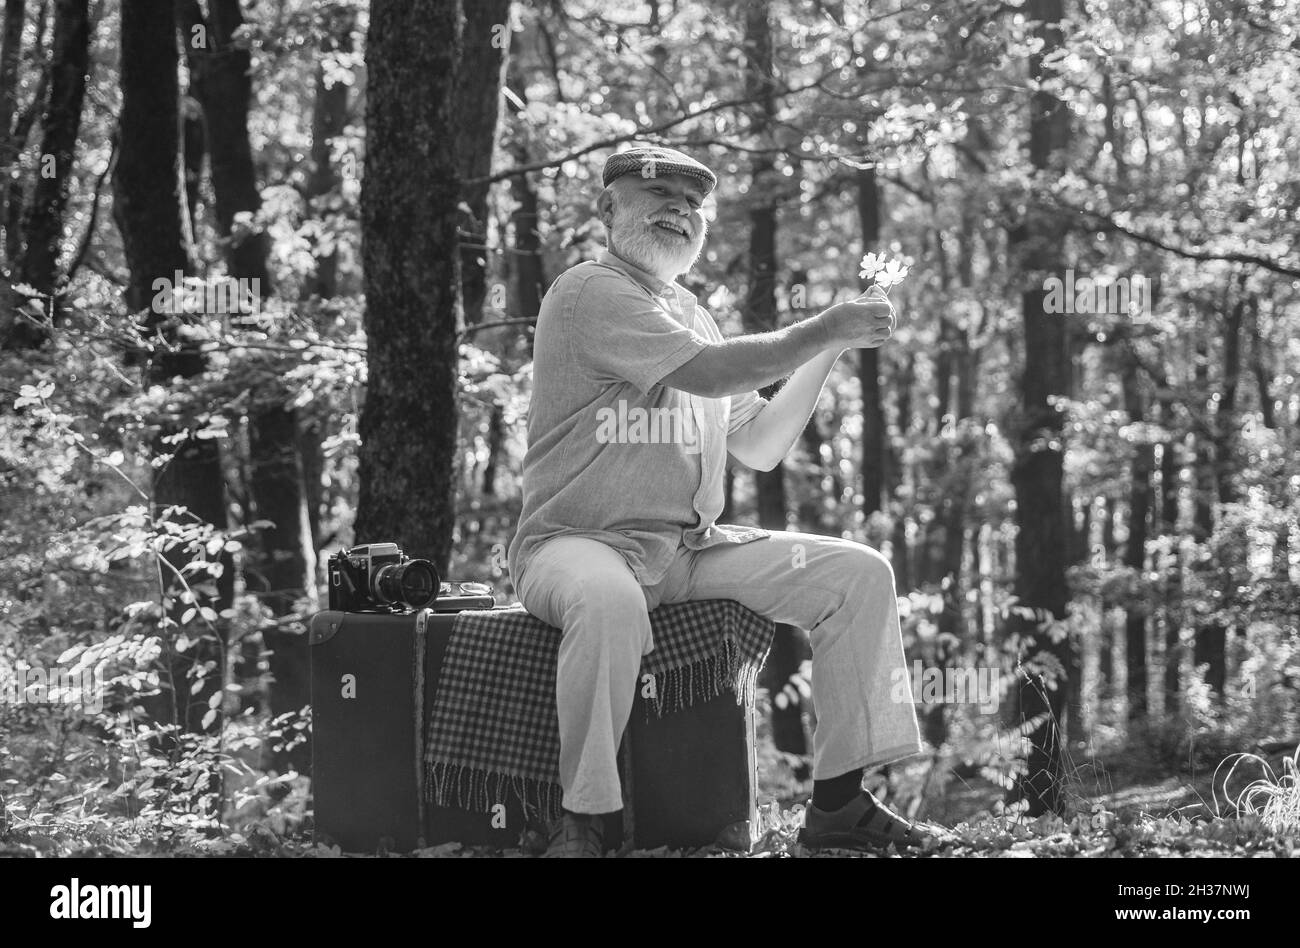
602, 145, 717, 195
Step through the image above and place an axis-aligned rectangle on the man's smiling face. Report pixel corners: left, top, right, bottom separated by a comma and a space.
599, 173, 711, 283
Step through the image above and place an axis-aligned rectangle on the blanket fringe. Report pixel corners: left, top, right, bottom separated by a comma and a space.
645, 635, 761, 720
425, 759, 564, 824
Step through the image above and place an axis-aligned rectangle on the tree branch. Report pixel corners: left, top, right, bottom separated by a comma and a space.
470, 72, 836, 186
1059, 202, 1300, 279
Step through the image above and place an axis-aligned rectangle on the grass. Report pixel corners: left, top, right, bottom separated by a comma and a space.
1215, 744, 1300, 836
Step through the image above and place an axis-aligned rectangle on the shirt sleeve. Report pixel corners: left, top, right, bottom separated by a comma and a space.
728, 388, 768, 435
566, 272, 710, 396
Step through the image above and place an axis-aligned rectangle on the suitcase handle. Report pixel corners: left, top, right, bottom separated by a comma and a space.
430, 595, 497, 612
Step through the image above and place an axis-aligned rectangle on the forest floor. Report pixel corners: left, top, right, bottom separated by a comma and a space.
4, 732, 1293, 859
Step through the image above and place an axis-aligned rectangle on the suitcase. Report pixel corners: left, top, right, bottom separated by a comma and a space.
622, 682, 758, 852
309, 605, 527, 853
310, 605, 758, 854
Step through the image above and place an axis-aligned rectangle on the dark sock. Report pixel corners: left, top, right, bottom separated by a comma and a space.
812, 767, 866, 812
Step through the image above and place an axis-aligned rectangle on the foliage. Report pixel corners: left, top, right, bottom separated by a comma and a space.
2, 0, 1299, 856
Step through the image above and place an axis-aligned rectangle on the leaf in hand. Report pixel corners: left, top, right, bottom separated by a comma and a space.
858, 251, 887, 280
876, 260, 910, 289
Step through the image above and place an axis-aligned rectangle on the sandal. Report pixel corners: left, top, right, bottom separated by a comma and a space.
798, 792, 944, 853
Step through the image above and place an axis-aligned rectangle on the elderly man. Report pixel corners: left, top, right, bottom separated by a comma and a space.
507, 145, 932, 857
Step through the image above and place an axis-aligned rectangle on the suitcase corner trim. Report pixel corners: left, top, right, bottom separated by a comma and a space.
309, 610, 348, 645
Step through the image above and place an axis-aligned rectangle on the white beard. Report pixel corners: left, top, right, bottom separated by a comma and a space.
609, 199, 705, 283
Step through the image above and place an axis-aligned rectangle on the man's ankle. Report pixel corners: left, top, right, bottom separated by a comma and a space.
812, 767, 866, 812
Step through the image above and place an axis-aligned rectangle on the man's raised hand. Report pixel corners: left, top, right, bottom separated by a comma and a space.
817, 284, 897, 350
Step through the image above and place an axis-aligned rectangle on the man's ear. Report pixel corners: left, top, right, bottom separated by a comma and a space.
596, 186, 615, 226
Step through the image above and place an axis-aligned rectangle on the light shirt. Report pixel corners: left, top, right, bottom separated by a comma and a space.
507, 249, 771, 588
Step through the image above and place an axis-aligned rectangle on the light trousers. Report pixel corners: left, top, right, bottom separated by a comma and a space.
514, 531, 923, 814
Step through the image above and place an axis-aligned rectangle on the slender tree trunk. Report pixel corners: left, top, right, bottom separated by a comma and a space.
4, 0, 49, 277
1159, 417, 1183, 714
356, 0, 463, 573
115, 0, 231, 735
182, 0, 316, 753
741, 1, 784, 530
0, 0, 28, 290
304, 4, 353, 300
889, 351, 913, 594
297, 5, 356, 558
856, 168, 885, 519
249, 406, 315, 770
739, 1, 804, 766
1193, 332, 1226, 696
1199, 285, 1245, 691
179, 0, 267, 279
1096, 497, 1116, 702
1007, 0, 1071, 815
181, 105, 203, 243
1068, 495, 1090, 565
504, 57, 544, 358
1122, 346, 1152, 720
9, 0, 88, 347
456, 1, 510, 505
456, 0, 510, 329
1250, 303, 1275, 430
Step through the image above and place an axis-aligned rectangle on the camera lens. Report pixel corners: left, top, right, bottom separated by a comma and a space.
373, 559, 439, 609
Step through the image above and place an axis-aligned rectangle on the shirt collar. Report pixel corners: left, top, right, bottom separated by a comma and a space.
596, 249, 677, 299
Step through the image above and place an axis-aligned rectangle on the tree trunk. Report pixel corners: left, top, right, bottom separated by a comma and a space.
249, 405, 316, 772
178, 0, 267, 280
456, 1, 510, 505
504, 56, 545, 358
456, 0, 510, 329
482, 402, 505, 498
1250, 302, 1275, 430
741, 0, 784, 530
297, 6, 356, 557
181, 105, 204, 244
1193, 333, 1226, 696
1098, 497, 1116, 696
1007, 0, 1071, 816
1122, 346, 1152, 720
304, 3, 354, 300
738, 0, 806, 766
182, 0, 316, 754
0, 0, 27, 298
356, 0, 463, 574
114, 0, 231, 735
889, 351, 913, 594
3, 0, 49, 278
856, 168, 885, 520
9, 0, 88, 347
1158, 406, 1183, 713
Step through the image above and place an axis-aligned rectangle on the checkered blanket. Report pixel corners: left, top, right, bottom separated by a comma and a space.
420, 600, 775, 823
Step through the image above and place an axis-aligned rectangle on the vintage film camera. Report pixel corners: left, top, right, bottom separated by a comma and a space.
327, 542, 494, 613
